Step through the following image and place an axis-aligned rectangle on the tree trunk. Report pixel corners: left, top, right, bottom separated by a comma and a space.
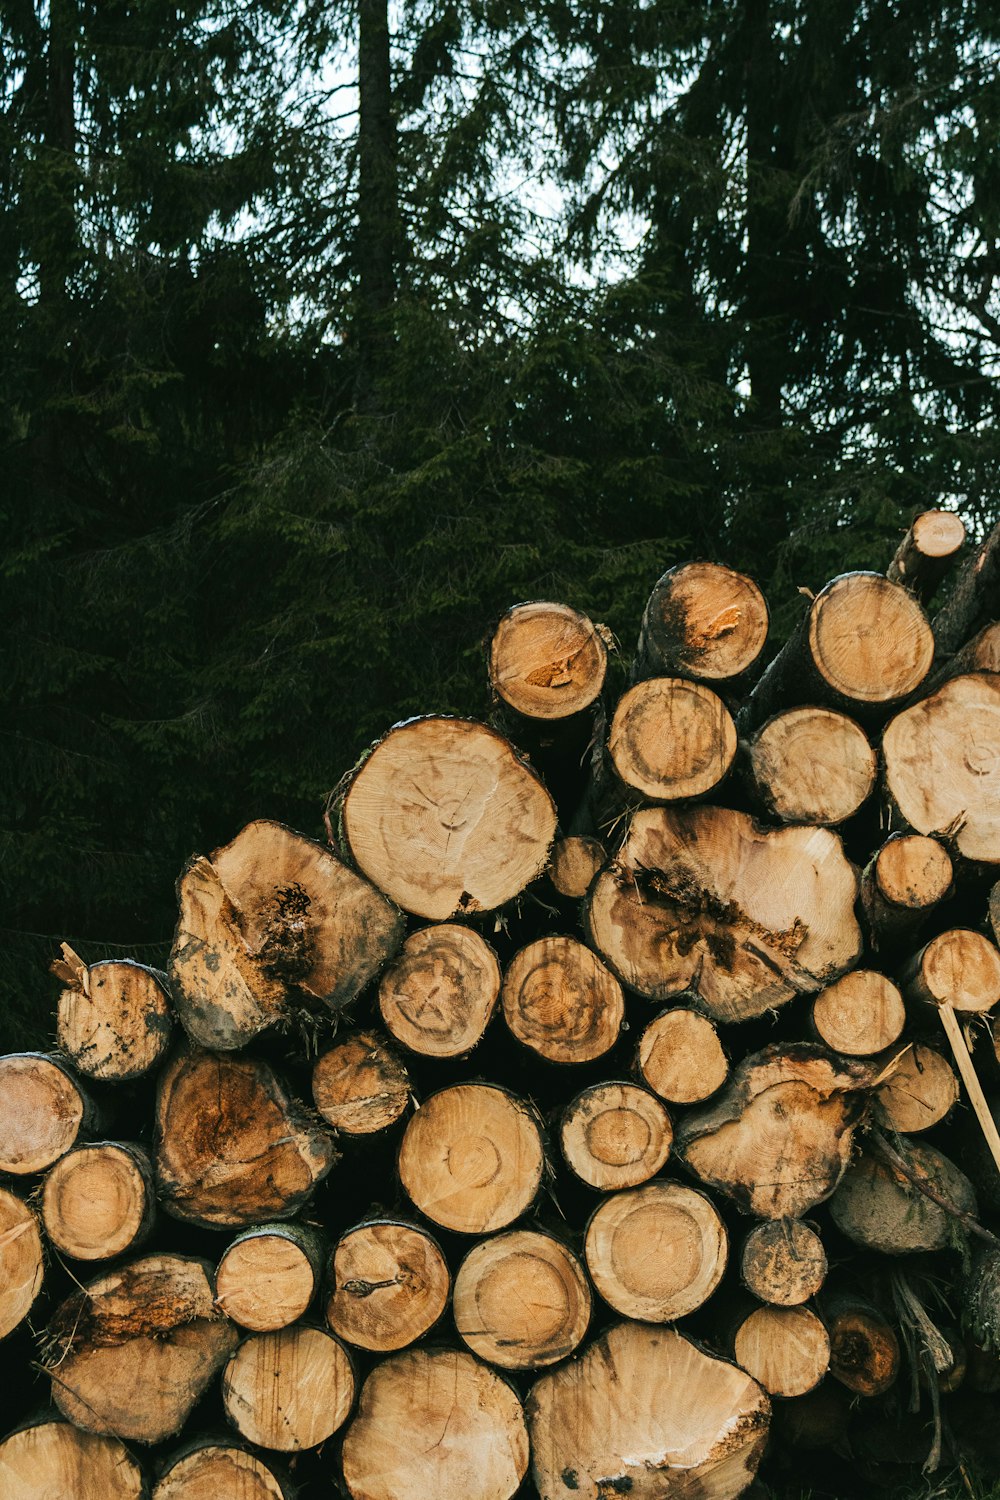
222, 1327, 355, 1452
0, 1417, 144, 1500
326, 1217, 450, 1352
0, 1053, 97, 1175
830, 1141, 977, 1254
811, 970, 906, 1056
633, 560, 769, 688
548, 835, 606, 899
560, 1081, 673, 1190
453, 1228, 592, 1370
311, 1030, 411, 1134
584, 1181, 728, 1321
637, 1006, 729, 1103
932, 517, 1000, 656
875, 1044, 959, 1134
501, 936, 624, 1064
609, 678, 737, 801
378, 922, 501, 1057
214, 1223, 324, 1332
41, 1141, 155, 1261
53, 949, 173, 1081
0, 1186, 44, 1339
824, 1293, 901, 1396
740, 1219, 827, 1306
355, 0, 398, 405
746, 707, 876, 825
859, 834, 954, 950
153, 1439, 295, 1500
887, 509, 967, 603
732, 1305, 831, 1398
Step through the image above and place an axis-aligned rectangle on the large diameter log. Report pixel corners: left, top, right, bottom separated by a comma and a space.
342, 1348, 529, 1500
875, 1045, 959, 1133
824, 1295, 900, 1396
560, 1081, 672, 1190
489, 602, 607, 720
732, 1305, 831, 1398
311, 1030, 410, 1134
548, 836, 606, 899
398, 1084, 544, 1235
45, 1254, 239, 1444
0, 1187, 44, 1338
342, 718, 557, 920
635, 560, 770, 686
904, 928, 1000, 1013
811, 971, 906, 1056
674, 1045, 871, 1219
585, 806, 862, 1023
746, 708, 876, 825
860, 833, 954, 949
222, 1327, 355, 1451
155, 1053, 337, 1229
608, 678, 737, 802
153, 1440, 293, 1499
932, 516, 1000, 656
42, 1142, 155, 1261
453, 1229, 592, 1370
0, 1053, 96, 1174
740, 1220, 827, 1307
830, 1141, 977, 1254
883, 674, 1000, 863
887, 509, 967, 603
170, 820, 404, 1050
584, 1182, 728, 1321
53, 948, 173, 1081
378, 924, 500, 1057
326, 1218, 450, 1352
637, 1007, 729, 1103
501, 937, 624, 1064
0, 1419, 145, 1500
215, 1224, 323, 1332
527, 1321, 771, 1500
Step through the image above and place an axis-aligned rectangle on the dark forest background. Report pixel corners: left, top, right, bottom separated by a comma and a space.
3, 0, 999, 1046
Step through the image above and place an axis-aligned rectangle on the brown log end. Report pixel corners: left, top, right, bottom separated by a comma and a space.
637, 1007, 729, 1103
638, 560, 770, 683
875, 1044, 959, 1133
326, 1219, 450, 1352
42, 1142, 154, 1261
312, 1030, 410, 1135
490, 601, 607, 720
0, 1186, 44, 1338
502, 936, 624, 1065
733, 1305, 831, 1398
378, 923, 500, 1057
548, 836, 606, 900
584, 1181, 727, 1321
811, 971, 906, 1056
0, 1054, 89, 1175
0, 1420, 145, 1500
560, 1081, 672, 1191
153, 1442, 292, 1499
826, 1301, 901, 1396
215, 1225, 321, 1332
609, 678, 737, 801
906, 928, 1000, 1014
453, 1229, 592, 1370
222, 1326, 355, 1451
748, 707, 876, 825
56, 958, 173, 1081
740, 1220, 827, 1307
807, 573, 933, 705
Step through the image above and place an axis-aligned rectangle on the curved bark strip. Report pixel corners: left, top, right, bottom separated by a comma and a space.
0, 1187, 44, 1338
635, 561, 770, 687
560, 1081, 672, 1190
378, 924, 500, 1058
326, 1219, 450, 1353
489, 602, 607, 720
609, 678, 737, 802
502, 937, 624, 1065
222, 1327, 355, 1452
312, 1030, 411, 1135
54, 950, 173, 1081
453, 1229, 591, 1370
0, 1419, 145, 1500
584, 1182, 727, 1322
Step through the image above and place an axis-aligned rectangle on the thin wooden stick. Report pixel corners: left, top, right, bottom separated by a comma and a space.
937, 1002, 1000, 1175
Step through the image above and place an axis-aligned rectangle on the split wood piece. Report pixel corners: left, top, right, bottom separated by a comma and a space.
585, 805, 863, 1023
830, 1141, 977, 1254
637, 1007, 729, 1104
904, 928, 1000, 1014
153, 1440, 293, 1500
501, 936, 624, 1065
0, 1186, 44, 1338
42, 1142, 155, 1261
311, 1030, 410, 1135
548, 835, 606, 900
342, 717, 557, 920
222, 1326, 355, 1452
811, 971, 906, 1056
609, 678, 737, 802
453, 1229, 592, 1370
53, 949, 172, 1082
560, 1082, 672, 1191
746, 707, 876, 825
860, 833, 954, 953
215, 1224, 323, 1332
887, 509, 967, 603
932, 516, 1000, 656
378, 924, 500, 1058
0, 1419, 145, 1500
489, 602, 607, 720
732, 1305, 831, 1398
875, 1045, 959, 1134
883, 674, 1000, 863
341, 1348, 529, 1500
635, 560, 770, 687
584, 1181, 727, 1322
170, 820, 404, 1050
674, 1044, 871, 1219
326, 1218, 450, 1352
0, 1053, 96, 1175
397, 1083, 544, 1235
155, 1052, 337, 1229
824, 1294, 901, 1396
527, 1321, 771, 1500
45, 1254, 238, 1444
741, 1220, 827, 1307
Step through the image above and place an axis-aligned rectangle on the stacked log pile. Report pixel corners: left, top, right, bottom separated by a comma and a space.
1, 512, 1000, 1499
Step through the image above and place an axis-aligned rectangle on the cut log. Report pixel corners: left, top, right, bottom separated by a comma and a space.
560, 1081, 672, 1190
585, 805, 862, 1023
397, 1083, 544, 1234
341, 1348, 529, 1500
341, 717, 557, 920
674, 1045, 871, 1219
378, 923, 500, 1058
0, 1053, 96, 1175
608, 678, 737, 802
153, 1440, 293, 1499
887, 509, 967, 603
215, 1223, 323, 1332
42, 1142, 155, 1261
326, 1218, 450, 1352
965, 1246, 1000, 1352
860, 834, 954, 952
0, 1187, 44, 1338
45, 1253, 239, 1444
811, 971, 906, 1056
903, 928, 1000, 1014
883, 674, 1000, 863
932, 516, 1000, 656
635, 560, 770, 687
746, 708, 876, 825
732, 1305, 831, 1398
155, 1052, 337, 1229
584, 1181, 727, 1321
489, 602, 607, 720
0, 1418, 145, 1500
221, 1326, 355, 1452
453, 1228, 592, 1370
53, 949, 172, 1081
169, 820, 404, 1050
875, 1044, 959, 1133
830, 1141, 977, 1254
548, 836, 606, 899
311, 1030, 410, 1134
824, 1294, 901, 1396
501, 936, 624, 1065
637, 1007, 729, 1103
527, 1320, 771, 1500
740, 1220, 827, 1307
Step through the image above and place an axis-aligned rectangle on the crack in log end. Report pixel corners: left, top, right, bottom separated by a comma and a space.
627, 864, 808, 966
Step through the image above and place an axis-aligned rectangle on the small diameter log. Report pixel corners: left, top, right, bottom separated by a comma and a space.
527, 1321, 771, 1500
170, 820, 404, 1050
887, 509, 967, 603
830, 1141, 977, 1254
501, 937, 624, 1065
153, 1440, 293, 1500
824, 1295, 901, 1396
637, 1008, 729, 1103
222, 1326, 355, 1452
489, 601, 607, 720
608, 678, 737, 802
341, 1348, 529, 1500
932, 516, 1000, 656
746, 707, 876, 825
215, 1224, 323, 1332
875, 1045, 959, 1133
811, 971, 906, 1056
560, 1082, 672, 1191
740, 1220, 827, 1307
674, 1045, 871, 1219
883, 674, 1000, 863
0, 1419, 145, 1500
327, 1219, 450, 1353
860, 835, 953, 950
0, 1186, 44, 1338
378, 924, 500, 1058
45, 1254, 239, 1444
635, 560, 770, 687
732, 1305, 831, 1398
904, 928, 1000, 1014
155, 1052, 337, 1229
585, 806, 862, 1023
548, 835, 606, 900
397, 1083, 544, 1235
342, 717, 557, 920
311, 1031, 410, 1135
42, 1142, 155, 1261
53, 949, 172, 1081
584, 1182, 727, 1322
0, 1053, 95, 1175
453, 1229, 592, 1370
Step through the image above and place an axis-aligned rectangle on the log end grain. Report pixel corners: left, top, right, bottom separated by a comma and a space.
215, 1225, 321, 1331
811, 971, 906, 1056
548, 836, 606, 900
153, 1443, 291, 1500
0, 1187, 44, 1338
378, 923, 500, 1057
0, 1420, 145, 1500
807, 573, 933, 705
490, 602, 607, 719
56, 957, 173, 1081
639, 561, 770, 683
733, 1305, 831, 1398
502, 937, 624, 1065
741, 1220, 827, 1307
560, 1081, 672, 1190
0, 1054, 88, 1175
312, 1030, 411, 1134
453, 1229, 591, 1370
326, 1219, 451, 1352
609, 678, 737, 801
748, 707, 876, 825
637, 1007, 729, 1103
42, 1142, 154, 1261
584, 1182, 727, 1322
222, 1326, 355, 1452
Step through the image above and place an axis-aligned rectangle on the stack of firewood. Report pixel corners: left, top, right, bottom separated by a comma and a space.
1, 510, 999, 1500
